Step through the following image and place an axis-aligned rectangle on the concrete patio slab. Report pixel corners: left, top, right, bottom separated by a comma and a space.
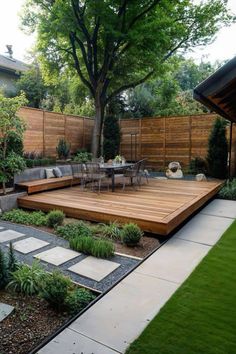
70, 272, 178, 353
38, 328, 118, 354
0, 303, 14, 322
200, 199, 236, 219
0, 230, 25, 243
11, 237, 49, 254
174, 213, 233, 246
34, 246, 80, 266
135, 237, 210, 284
68, 256, 120, 282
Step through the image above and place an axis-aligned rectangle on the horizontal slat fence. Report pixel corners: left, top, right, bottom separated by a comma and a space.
19, 107, 236, 174
19, 107, 93, 157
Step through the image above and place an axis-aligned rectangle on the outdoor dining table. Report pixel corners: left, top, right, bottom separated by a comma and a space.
99, 162, 134, 192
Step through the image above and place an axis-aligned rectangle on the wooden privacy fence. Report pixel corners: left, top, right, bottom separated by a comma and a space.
18, 107, 94, 157
120, 114, 236, 173
19, 107, 236, 174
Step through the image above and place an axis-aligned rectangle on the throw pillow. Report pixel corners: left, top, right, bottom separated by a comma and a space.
53, 167, 63, 178
45, 168, 55, 179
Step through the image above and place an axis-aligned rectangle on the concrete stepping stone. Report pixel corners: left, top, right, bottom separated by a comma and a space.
174, 213, 233, 246
0, 230, 25, 243
68, 256, 120, 282
0, 303, 14, 322
10, 237, 49, 254
38, 328, 118, 354
34, 246, 80, 266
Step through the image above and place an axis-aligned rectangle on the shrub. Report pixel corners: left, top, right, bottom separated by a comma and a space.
207, 118, 228, 179
189, 157, 208, 175
91, 239, 115, 258
218, 179, 236, 200
101, 222, 122, 241
40, 271, 72, 310
2, 209, 47, 226
70, 236, 94, 254
56, 221, 92, 239
65, 288, 96, 314
8, 242, 18, 273
103, 115, 121, 161
121, 223, 143, 247
47, 210, 65, 228
0, 248, 8, 289
7, 261, 45, 295
73, 151, 92, 163
70, 236, 114, 258
56, 138, 70, 159
6, 130, 24, 156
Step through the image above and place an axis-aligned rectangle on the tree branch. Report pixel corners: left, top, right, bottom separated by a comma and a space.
128, 0, 161, 29
105, 69, 155, 105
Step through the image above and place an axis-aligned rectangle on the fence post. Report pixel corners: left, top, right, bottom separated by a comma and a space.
139, 118, 142, 160
43, 110, 45, 157
163, 117, 166, 169
82, 117, 85, 149
189, 116, 192, 165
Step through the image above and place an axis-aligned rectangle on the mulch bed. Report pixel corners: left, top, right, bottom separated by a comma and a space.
0, 290, 70, 354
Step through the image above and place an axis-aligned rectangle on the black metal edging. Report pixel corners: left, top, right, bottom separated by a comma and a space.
29, 236, 170, 354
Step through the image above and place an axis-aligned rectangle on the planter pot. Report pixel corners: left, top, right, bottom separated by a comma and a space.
0, 191, 27, 213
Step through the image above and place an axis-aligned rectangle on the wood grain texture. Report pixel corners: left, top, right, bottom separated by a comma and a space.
18, 179, 222, 235
17, 176, 80, 194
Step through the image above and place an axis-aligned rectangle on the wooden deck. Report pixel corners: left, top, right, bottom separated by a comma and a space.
17, 179, 223, 235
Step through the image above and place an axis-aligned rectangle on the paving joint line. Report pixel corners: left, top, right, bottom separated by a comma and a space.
199, 212, 235, 220
176, 237, 213, 247
133, 270, 180, 285
69, 328, 122, 354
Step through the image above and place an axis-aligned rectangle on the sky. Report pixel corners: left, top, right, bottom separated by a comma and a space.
0, 0, 236, 64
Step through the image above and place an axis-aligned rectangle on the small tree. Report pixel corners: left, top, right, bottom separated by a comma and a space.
103, 115, 121, 161
8, 242, 18, 273
207, 118, 228, 179
0, 248, 8, 289
0, 93, 27, 194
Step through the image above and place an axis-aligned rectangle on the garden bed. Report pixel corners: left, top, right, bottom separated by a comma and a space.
0, 289, 69, 354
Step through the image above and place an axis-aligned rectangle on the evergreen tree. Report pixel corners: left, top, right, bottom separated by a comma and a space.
103, 116, 121, 161
207, 118, 228, 179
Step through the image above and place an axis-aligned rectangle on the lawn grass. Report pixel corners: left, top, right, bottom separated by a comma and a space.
126, 220, 236, 354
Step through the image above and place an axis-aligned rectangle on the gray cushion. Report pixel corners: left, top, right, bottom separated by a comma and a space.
53, 167, 63, 178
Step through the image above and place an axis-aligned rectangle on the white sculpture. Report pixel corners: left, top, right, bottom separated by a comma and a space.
195, 173, 207, 181
166, 161, 183, 179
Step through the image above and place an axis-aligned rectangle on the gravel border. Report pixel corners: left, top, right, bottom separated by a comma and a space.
0, 221, 139, 293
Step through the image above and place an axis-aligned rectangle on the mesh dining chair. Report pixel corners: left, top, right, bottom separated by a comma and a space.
122, 161, 141, 190
85, 162, 109, 193
138, 159, 149, 185
70, 162, 87, 189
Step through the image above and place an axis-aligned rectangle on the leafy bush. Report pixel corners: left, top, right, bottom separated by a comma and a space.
65, 288, 96, 314
0, 248, 8, 289
73, 151, 92, 163
56, 221, 92, 239
56, 138, 70, 159
7, 261, 45, 295
103, 115, 121, 161
47, 210, 65, 228
207, 118, 228, 179
40, 271, 72, 310
70, 236, 114, 258
8, 242, 18, 273
24, 156, 56, 168
101, 222, 122, 241
6, 130, 24, 156
121, 223, 143, 247
218, 179, 236, 200
2, 209, 47, 226
189, 157, 208, 175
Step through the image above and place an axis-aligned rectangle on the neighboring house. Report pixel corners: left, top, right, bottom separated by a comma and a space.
0, 45, 28, 96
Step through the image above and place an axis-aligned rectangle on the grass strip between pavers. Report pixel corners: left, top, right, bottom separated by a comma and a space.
126, 220, 236, 354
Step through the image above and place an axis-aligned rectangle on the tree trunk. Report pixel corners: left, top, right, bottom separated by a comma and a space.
91, 95, 104, 157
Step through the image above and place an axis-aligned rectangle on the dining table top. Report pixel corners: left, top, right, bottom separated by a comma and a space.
99, 162, 134, 169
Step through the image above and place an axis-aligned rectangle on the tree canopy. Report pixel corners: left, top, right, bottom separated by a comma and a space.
21, 0, 233, 155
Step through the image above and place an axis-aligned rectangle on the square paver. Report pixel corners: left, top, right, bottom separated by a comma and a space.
10, 237, 49, 254
68, 256, 120, 282
34, 246, 80, 266
0, 303, 14, 322
174, 213, 233, 246
0, 230, 25, 243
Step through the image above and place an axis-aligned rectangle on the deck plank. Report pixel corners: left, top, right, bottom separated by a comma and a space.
17, 179, 223, 235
